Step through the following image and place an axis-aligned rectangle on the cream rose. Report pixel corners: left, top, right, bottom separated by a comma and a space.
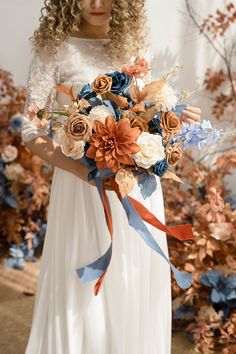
3, 163, 24, 180
60, 131, 85, 160
1, 145, 18, 162
133, 132, 165, 169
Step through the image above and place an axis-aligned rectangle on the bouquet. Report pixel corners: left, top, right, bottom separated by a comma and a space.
27, 58, 221, 295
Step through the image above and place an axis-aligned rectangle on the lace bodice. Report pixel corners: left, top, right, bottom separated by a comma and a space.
21, 37, 152, 142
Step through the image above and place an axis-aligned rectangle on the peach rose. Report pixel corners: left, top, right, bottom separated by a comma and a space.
64, 112, 92, 142
92, 74, 113, 95
160, 111, 181, 135
129, 115, 148, 134
115, 168, 136, 197
166, 144, 183, 165
121, 57, 149, 78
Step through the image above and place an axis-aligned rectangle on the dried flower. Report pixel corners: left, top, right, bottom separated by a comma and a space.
121, 57, 149, 78
3, 163, 24, 181
1, 145, 18, 162
115, 168, 136, 197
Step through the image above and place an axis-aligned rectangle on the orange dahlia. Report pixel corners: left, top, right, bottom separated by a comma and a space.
86, 115, 141, 173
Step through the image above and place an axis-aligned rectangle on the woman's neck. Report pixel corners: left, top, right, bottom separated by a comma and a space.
72, 19, 110, 39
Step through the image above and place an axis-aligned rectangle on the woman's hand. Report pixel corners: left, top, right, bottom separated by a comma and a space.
180, 106, 202, 124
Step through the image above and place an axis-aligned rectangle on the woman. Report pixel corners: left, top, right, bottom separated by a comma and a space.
22, 1, 201, 353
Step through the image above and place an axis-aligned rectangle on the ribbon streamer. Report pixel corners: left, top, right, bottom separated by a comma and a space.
76, 176, 194, 295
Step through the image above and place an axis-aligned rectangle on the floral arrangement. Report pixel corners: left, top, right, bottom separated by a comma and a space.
0, 69, 52, 268
164, 151, 236, 354
27, 57, 223, 295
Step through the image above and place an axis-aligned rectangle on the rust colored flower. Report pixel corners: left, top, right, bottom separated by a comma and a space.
160, 111, 181, 135
92, 74, 112, 95
129, 114, 148, 133
86, 115, 141, 172
64, 112, 92, 142
166, 143, 183, 165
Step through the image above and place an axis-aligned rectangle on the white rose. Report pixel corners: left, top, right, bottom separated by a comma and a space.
1, 145, 18, 162
3, 163, 24, 180
88, 105, 111, 123
133, 132, 165, 169
60, 131, 85, 160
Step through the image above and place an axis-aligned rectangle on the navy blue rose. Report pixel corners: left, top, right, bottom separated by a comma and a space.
148, 116, 163, 136
153, 159, 169, 177
78, 83, 96, 100
105, 71, 132, 94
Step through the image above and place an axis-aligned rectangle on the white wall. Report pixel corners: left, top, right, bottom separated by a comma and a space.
0, 0, 44, 85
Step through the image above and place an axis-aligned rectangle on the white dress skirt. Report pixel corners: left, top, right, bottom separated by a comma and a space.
22, 37, 172, 354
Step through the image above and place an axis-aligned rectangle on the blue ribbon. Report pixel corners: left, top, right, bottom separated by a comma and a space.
76, 173, 192, 289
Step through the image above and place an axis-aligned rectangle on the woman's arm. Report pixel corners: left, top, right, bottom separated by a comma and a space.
21, 49, 95, 185
24, 136, 91, 183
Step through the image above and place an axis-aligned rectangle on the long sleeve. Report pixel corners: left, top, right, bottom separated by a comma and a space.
21, 50, 60, 142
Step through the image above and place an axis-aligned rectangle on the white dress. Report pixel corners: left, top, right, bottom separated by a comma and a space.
22, 37, 171, 354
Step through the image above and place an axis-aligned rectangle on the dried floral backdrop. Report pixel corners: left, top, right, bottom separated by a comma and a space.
166, 1, 236, 353
0, 69, 53, 268
0, 1, 236, 353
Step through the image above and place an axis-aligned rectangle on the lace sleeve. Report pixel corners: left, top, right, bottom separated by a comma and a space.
21, 50, 60, 142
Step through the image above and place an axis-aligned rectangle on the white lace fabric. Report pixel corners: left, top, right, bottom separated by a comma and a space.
21, 37, 152, 142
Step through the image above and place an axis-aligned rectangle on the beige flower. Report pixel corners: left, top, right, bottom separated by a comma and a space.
115, 168, 136, 197
3, 163, 24, 181
160, 111, 181, 135
64, 112, 92, 142
1, 145, 18, 162
60, 131, 85, 160
166, 143, 183, 165
92, 74, 113, 95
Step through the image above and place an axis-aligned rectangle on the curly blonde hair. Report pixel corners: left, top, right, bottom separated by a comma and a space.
31, 0, 148, 64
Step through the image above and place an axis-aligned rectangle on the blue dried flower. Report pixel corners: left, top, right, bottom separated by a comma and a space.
200, 270, 236, 304
8, 115, 22, 133
4, 245, 25, 270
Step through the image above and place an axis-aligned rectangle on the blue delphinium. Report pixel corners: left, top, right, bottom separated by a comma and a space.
200, 270, 236, 304
175, 120, 221, 149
